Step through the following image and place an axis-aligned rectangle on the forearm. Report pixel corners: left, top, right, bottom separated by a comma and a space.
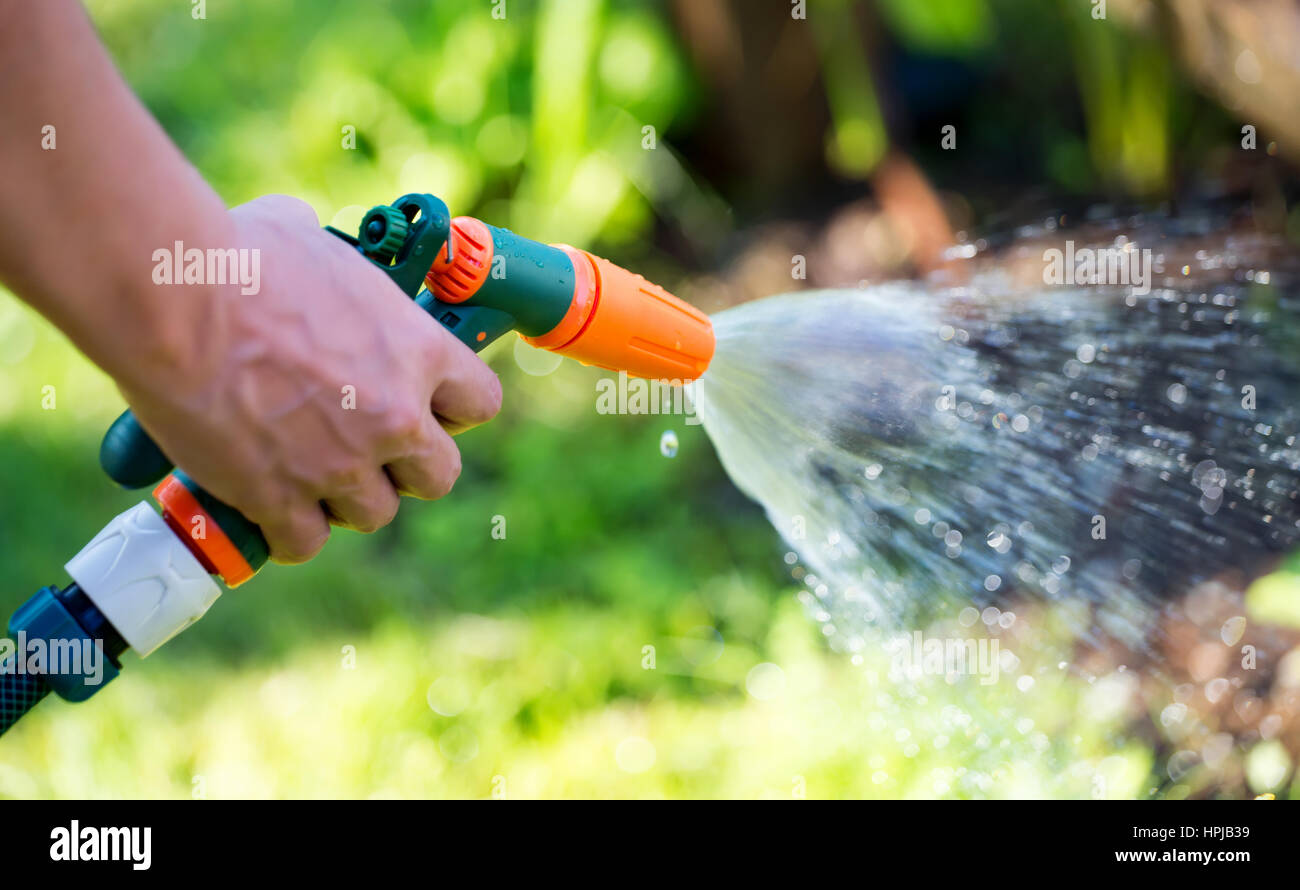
0, 0, 231, 389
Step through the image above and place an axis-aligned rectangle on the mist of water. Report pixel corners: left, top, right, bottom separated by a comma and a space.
695, 227, 1300, 654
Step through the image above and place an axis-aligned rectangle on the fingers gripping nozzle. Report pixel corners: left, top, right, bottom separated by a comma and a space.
100, 193, 454, 491
95, 195, 714, 599
0, 192, 718, 734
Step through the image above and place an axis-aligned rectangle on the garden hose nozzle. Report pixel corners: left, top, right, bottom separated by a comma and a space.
1, 193, 713, 734
425, 215, 714, 381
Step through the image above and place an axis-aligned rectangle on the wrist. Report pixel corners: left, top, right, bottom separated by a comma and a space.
98, 208, 239, 402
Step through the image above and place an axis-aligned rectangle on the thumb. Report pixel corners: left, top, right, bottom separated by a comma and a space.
230, 194, 320, 229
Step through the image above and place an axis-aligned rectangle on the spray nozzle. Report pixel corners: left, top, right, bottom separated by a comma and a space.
422, 211, 715, 381
98, 193, 714, 590
327, 194, 716, 380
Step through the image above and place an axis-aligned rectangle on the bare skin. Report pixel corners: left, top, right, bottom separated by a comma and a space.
0, 1, 501, 563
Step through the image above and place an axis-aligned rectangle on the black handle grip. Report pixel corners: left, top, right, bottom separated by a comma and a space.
100, 410, 174, 489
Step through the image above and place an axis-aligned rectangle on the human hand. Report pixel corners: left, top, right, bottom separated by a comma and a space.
117, 195, 502, 563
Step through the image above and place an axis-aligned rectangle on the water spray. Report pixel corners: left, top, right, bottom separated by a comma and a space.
696, 221, 1300, 656
0, 193, 714, 735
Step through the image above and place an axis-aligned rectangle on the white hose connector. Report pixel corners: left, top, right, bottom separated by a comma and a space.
65, 502, 221, 656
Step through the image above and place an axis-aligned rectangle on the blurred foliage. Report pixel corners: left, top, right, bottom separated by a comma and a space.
876, 0, 994, 55
1247, 551, 1300, 631
1060, 1, 1172, 197
811, 0, 888, 177
88, 0, 711, 252
0, 0, 1294, 797
875, 0, 1243, 216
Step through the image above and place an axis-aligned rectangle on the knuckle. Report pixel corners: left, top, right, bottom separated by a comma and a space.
409, 453, 460, 501
234, 489, 272, 520
452, 369, 502, 427
476, 373, 504, 422
419, 327, 450, 368
235, 486, 285, 525
374, 496, 400, 529
350, 516, 382, 534
351, 499, 397, 534
432, 451, 463, 499
272, 528, 329, 565
383, 403, 427, 446
321, 461, 370, 494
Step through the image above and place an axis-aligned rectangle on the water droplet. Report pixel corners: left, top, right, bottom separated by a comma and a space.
438, 725, 479, 763
659, 430, 679, 458
745, 662, 786, 700
682, 625, 725, 666
1220, 616, 1247, 646
986, 530, 1012, 553
426, 677, 471, 716
1205, 677, 1230, 704
513, 336, 564, 376
1160, 703, 1188, 728
1167, 749, 1198, 781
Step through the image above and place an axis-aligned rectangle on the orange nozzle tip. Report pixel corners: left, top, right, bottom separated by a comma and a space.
537, 251, 714, 382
